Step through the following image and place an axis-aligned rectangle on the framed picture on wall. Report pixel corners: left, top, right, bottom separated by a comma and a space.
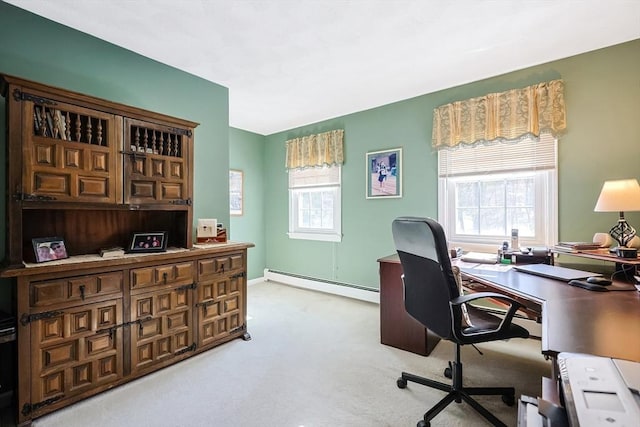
366, 148, 402, 199
229, 169, 243, 215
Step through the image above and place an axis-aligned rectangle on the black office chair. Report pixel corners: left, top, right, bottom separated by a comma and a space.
391, 217, 530, 427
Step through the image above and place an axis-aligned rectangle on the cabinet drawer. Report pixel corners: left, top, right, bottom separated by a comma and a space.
198, 253, 244, 278
30, 271, 123, 308
130, 261, 195, 291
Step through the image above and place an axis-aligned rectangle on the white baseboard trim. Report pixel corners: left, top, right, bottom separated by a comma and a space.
247, 277, 265, 287
255, 271, 540, 337
263, 269, 380, 304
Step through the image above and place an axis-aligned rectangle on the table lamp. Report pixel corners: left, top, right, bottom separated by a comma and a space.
594, 179, 640, 256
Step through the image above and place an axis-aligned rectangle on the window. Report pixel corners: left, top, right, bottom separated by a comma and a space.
438, 134, 557, 250
288, 166, 341, 242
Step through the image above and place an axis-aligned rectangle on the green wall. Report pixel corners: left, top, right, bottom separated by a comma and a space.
0, 3, 231, 310
229, 127, 266, 279
263, 40, 640, 289
2, 2, 639, 296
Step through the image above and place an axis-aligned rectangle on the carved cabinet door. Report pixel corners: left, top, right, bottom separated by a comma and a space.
196, 253, 246, 348
196, 273, 245, 349
123, 118, 192, 206
28, 299, 123, 417
21, 98, 121, 203
130, 286, 194, 375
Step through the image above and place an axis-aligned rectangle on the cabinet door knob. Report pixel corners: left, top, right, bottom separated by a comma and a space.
79, 285, 85, 301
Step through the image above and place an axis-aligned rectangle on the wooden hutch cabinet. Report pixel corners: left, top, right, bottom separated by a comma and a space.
0, 74, 252, 426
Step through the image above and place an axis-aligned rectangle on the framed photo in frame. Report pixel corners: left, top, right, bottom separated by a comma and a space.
229, 169, 243, 216
32, 237, 68, 263
366, 148, 402, 199
127, 231, 168, 253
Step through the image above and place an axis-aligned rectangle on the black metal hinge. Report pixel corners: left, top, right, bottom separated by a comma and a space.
14, 192, 57, 202
230, 272, 246, 279
22, 395, 64, 416
175, 342, 196, 356
169, 198, 192, 206
20, 310, 64, 326
13, 88, 57, 106
122, 150, 146, 163
195, 300, 216, 308
96, 316, 153, 339
176, 282, 197, 292
167, 127, 192, 137
195, 300, 217, 316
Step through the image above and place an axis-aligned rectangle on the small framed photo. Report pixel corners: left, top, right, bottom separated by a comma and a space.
32, 237, 68, 263
127, 232, 168, 253
366, 148, 402, 199
229, 169, 243, 216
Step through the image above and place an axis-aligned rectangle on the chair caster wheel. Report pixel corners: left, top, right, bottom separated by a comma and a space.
502, 393, 515, 406
444, 361, 453, 378
397, 378, 407, 389
417, 420, 429, 427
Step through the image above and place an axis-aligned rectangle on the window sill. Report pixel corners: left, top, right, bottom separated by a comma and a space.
288, 232, 342, 243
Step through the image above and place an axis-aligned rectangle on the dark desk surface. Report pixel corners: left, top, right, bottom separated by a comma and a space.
460, 266, 640, 362
377, 254, 640, 362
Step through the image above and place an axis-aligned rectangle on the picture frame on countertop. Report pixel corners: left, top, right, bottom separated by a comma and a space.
127, 231, 168, 253
32, 237, 68, 263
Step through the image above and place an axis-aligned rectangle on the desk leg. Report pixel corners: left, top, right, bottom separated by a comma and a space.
379, 260, 440, 356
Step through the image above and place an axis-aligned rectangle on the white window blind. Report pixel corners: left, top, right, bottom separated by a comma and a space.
289, 166, 340, 187
438, 134, 556, 177
437, 133, 558, 249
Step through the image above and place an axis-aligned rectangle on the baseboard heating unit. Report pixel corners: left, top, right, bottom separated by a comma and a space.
264, 269, 379, 304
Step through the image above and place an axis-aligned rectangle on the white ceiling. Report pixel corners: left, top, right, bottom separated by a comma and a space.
5, 1, 640, 135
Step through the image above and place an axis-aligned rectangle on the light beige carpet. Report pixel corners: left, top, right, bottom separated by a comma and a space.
32, 281, 550, 427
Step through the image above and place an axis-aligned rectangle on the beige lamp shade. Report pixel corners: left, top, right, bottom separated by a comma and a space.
594, 179, 640, 212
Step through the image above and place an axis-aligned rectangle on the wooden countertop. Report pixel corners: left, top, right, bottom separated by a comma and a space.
1, 241, 254, 278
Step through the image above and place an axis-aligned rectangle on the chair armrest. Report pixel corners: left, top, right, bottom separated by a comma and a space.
451, 292, 524, 336
452, 292, 522, 308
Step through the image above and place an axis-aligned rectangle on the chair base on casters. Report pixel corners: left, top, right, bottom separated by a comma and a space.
397, 364, 515, 427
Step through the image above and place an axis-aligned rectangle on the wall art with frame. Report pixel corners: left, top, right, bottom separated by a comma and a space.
229, 169, 243, 216
366, 148, 402, 199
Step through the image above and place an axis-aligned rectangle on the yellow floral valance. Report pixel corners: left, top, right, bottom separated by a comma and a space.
432, 79, 566, 149
285, 129, 344, 169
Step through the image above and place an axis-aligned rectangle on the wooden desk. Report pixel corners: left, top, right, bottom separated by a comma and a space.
460, 266, 640, 364
378, 255, 440, 355
378, 254, 640, 365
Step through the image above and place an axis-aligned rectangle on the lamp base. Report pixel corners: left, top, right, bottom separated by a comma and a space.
613, 246, 638, 259
609, 218, 637, 249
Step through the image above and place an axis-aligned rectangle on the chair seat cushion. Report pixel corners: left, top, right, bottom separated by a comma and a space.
459, 305, 530, 344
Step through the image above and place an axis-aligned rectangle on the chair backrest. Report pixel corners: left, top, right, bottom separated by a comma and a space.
391, 217, 460, 339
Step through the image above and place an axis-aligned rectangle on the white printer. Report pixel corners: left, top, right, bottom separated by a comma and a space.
518, 353, 640, 426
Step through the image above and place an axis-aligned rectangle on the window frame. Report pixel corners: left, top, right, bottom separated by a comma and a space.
288, 165, 342, 242
438, 136, 558, 252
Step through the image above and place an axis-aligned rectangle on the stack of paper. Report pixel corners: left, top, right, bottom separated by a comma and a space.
460, 252, 498, 264
554, 242, 602, 252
